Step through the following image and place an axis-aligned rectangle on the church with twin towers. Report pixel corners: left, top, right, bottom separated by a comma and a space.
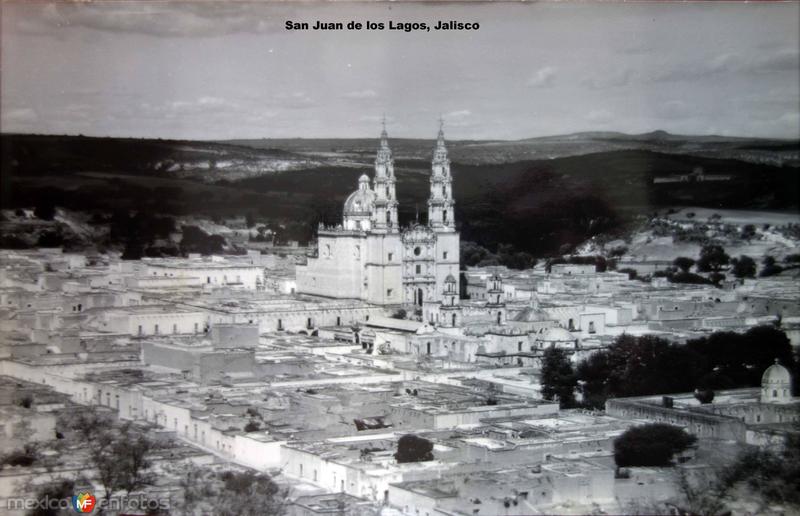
296, 120, 461, 308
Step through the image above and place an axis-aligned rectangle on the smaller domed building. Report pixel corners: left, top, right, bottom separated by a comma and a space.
761, 359, 793, 404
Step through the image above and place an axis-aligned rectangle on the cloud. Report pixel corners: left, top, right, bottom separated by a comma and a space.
526, 67, 557, 88
649, 49, 800, 83
274, 92, 316, 110
585, 109, 613, 125
344, 90, 379, 99
582, 69, 632, 90
2, 107, 39, 124
655, 100, 692, 120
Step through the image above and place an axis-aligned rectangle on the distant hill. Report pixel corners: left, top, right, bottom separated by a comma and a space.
2, 132, 798, 255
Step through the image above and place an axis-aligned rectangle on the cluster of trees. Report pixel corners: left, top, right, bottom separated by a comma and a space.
108, 210, 179, 259
667, 425, 800, 515
545, 255, 611, 273
177, 467, 286, 516
760, 255, 800, 278
179, 225, 226, 256
460, 241, 537, 270
50, 407, 161, 509
614, 423, 697, 468
540, 326, 796, 410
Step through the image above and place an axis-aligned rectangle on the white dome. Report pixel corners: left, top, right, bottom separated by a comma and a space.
538, 327, 575, 342
343, 186, 375, 216
762, 360, 791, 386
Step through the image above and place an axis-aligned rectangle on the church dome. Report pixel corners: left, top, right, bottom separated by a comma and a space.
762, 359, 791, 386
343, 175, 375, 216
445, 274, 457, 283
513, 307, 550, 323
538, 327, 575, 342
761, 359, 792, 404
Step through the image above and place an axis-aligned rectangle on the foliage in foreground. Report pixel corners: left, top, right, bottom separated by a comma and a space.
614, 423, 697, 468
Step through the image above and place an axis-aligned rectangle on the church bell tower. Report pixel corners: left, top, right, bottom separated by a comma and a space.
371, 117, 399, 232
427, 119, 456, 232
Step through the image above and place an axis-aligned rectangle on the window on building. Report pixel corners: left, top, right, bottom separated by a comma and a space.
307, 317, 312, 329
414, 246, 421, 256
568, 319, 575, 331
416, 264, 421, 274
588, 321, 596, 334
173, 323, 178, 334
518, 341, 523, 352
388, 252, 393, 261
443, 210, 448, 223
387, 289, 393, 297
427, 342, 431, 355
443, 251, 448, 259
138, 325, 143, 336
194, 322, 198, 333
386, 212, 390, 224
223, 275, 227, 283
277, 319, 283, 331
336, 316, 341, 326
207, 277, 211, 284
154, 324, 159, 335
773, 390, 778, 398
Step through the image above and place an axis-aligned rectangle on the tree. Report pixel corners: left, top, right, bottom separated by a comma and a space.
394, 434, 434, 463
540, 348, 577, 408
171, 465, 286, 516
245, 212, 256, 228
673, 257, 695, 273
697, 245, 730, 273
614, 424, 697, 468
576, 334, 700, 409
760, 255, 784, 277
717, 427, 800, 510
26, 480, 76, 516
61, 408, 159, 506
730, 255, 755, 278
214, 471, 285, 516
244, 420, 261, 432
180, 225, 226, 255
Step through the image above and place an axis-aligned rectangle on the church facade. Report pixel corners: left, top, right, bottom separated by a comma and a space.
296, 122, 460, 306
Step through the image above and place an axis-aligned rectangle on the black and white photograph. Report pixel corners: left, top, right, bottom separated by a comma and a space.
1, 1, 799, 515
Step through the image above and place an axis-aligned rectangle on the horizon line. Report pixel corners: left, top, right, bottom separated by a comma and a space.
1, 129, 799, 143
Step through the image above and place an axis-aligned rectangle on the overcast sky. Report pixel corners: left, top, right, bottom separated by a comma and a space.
2, 1, 798, 140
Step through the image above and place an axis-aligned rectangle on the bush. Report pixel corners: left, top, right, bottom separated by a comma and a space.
614, 424, 697, 467
394, 434, 434, 463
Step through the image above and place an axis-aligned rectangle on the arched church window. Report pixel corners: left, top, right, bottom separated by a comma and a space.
414, 247, 421, 256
